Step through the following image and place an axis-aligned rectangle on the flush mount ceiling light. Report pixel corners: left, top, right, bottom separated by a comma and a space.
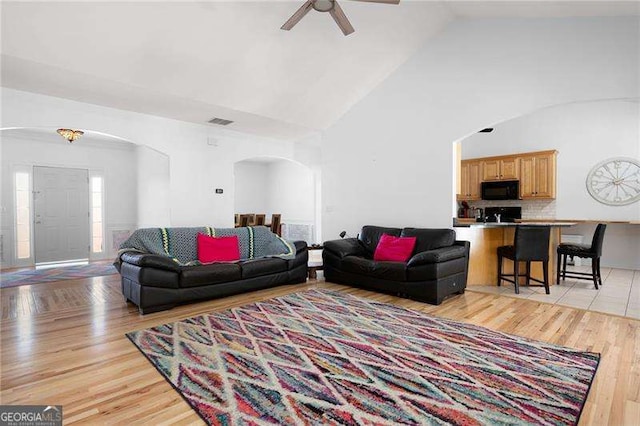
281, 0, 400, 36
57, 128, 84, 143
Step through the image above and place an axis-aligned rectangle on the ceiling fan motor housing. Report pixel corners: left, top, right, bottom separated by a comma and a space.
313, 0, 335, 12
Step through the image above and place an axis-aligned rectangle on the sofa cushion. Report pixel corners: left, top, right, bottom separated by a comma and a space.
401, 228, 456, 254
358, 226, 402, 256
197, 233, 240, 263
180, 263, 242, 288
342, 256, 406, 281
240, 258, 288, 279
374, 234, 416, 262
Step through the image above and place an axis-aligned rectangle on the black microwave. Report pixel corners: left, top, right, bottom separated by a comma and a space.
481, 180, 520, 200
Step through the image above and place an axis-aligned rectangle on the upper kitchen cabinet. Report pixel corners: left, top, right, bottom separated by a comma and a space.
458, 159, 482, 201
481, 157, 519, 181
519, 151, 557, 199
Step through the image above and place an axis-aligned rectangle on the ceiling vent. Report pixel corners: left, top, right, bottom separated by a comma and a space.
478, 128, 494, 133
208, 117, 234, 126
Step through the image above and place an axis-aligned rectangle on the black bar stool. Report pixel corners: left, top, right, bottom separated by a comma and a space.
498, 226, 551, 294
556, 224, 607, 289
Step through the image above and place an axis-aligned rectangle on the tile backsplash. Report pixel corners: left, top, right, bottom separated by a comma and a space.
469, 199, 556, 220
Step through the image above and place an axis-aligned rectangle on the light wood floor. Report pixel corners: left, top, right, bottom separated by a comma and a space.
1, 276, 639, 425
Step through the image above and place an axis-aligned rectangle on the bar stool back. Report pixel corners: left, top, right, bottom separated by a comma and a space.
497, 226, 551, 294
556, 224, 607, 289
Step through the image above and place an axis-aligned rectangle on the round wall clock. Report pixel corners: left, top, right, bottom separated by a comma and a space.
586, 157, 640, 206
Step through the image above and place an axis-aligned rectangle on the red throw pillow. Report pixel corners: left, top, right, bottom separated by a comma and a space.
373, 234, 417, 262
197, 233, 240, 263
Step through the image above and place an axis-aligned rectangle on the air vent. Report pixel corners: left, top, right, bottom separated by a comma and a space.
478, 128, 494, 133
208, 117, 234, 126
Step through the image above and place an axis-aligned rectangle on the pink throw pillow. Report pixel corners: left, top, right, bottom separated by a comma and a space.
373, 234, 417, 262
197, 233, 240, 263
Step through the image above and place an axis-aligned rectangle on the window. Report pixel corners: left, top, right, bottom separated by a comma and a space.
15, 172, 31, 259
91, 176, 104, 253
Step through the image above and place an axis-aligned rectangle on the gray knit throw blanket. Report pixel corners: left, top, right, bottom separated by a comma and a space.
119, 226, 296, 265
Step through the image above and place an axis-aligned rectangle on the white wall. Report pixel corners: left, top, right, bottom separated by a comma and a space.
136, 145, 171, 228
461, 100, 640, 269
321, 17, 639, 240
234, 159, 317, 240
267, 160, 315, 225
0, 135, 137, 266
1, 88, 319, 231
234, 162, 269, 216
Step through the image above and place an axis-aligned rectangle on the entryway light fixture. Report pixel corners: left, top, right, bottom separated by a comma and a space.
57, 128, 84, 143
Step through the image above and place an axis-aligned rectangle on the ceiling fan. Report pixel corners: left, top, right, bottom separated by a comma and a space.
281, 0, 400, 36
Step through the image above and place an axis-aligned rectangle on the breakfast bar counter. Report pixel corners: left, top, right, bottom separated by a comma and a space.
453, 221, 576, 286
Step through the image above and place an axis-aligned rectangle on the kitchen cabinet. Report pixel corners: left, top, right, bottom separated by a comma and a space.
458, 160, 481, 201
482, 157, 519, 181
520, 152, 557, 199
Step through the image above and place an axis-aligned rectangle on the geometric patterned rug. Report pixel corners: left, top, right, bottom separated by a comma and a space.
0, 261, 117, 288
127, 289, 600, 425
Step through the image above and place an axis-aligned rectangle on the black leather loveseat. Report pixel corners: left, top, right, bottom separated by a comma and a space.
323, 226, 470, 305
117, 241, 308, 314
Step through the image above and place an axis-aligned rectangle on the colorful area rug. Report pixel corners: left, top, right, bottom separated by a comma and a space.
0, 262, 117, 288
127, 289, 600, 425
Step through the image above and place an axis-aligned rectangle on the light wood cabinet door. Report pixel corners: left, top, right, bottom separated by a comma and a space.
482, 160, 501, 181
458, 160, 482, 200
458, 162, 469, 200
500, 157, 519, 180
482, 157, 519, 181
520, 153, 556, 199
468, 161, 481, 200
520, 156, 536, 198
533, 153, 555, 198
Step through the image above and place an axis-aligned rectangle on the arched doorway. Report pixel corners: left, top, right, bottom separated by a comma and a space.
233, 156, 320, 244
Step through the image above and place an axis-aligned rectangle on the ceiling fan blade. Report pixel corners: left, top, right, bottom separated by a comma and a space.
281, 0, 315, 31
348, 0, 400, 4
329, 1, 355, 35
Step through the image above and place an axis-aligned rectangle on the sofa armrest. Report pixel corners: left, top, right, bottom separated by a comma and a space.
407, 245, 468, 266
293, 240, 308, 253
454, 240, 471, 253
119, 252, 182, 272
323, 238, 366, 259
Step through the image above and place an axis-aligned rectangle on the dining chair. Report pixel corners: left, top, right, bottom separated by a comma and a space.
270, 214, 282, 236
239, 214, 251, 227
254, 214, 266, 226
497, 226, 551, 294
556, 224, 607, 289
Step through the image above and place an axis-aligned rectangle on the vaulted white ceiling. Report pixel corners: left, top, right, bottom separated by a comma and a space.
2, 1, 638, 140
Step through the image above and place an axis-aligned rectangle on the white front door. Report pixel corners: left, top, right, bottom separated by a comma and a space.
33, 166, 90, 264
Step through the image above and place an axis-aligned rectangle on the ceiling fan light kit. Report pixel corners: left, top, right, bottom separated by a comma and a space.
281, 0, 400, 36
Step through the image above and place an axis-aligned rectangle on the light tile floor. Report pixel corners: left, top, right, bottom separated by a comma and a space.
469, 265, 640, 319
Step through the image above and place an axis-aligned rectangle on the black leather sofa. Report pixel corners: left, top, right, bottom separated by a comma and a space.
116, 241, 308, 314
323, 226, 470, 305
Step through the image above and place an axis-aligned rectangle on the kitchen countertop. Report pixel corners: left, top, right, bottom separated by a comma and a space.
453, 221, 577, 228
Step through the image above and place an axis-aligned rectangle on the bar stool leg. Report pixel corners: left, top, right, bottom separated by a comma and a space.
592, 259, 599, 290
543, 260, 550, 294
525, 261, 531, 286
562, 254, 567, 281
596, 257, 603, 287
556, 253, 561, 285
514, 260, 520, 294
497, 254, 502, 287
